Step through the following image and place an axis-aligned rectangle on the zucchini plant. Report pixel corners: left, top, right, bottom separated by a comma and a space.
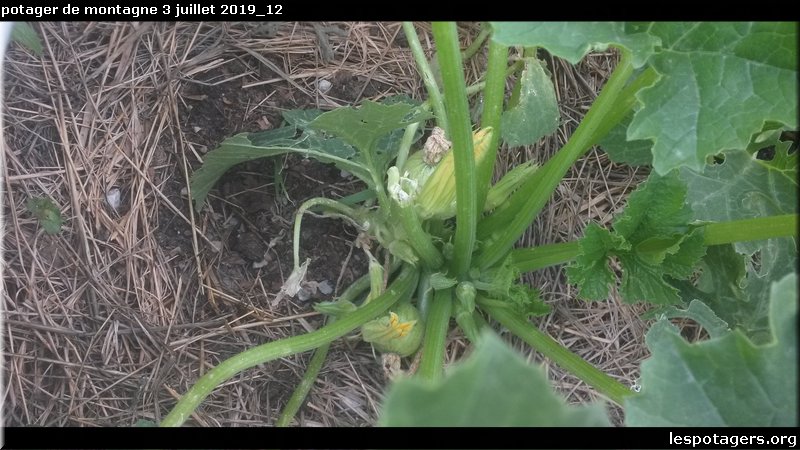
161, 22, 797, 427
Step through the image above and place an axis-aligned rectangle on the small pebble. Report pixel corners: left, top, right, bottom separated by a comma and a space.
317, 280, 333, 295
317, 79, 332, 94
106, 187, 121, 210
297, 287, 312, 302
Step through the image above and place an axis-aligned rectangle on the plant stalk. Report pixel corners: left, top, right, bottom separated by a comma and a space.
510, 214, 799, 274
403, 22, 448, 133
392, 201, 444, 270
476, 40, 509, 213
511, 241, 581, 273
160, 265, 418, 427
484, 302, 632, 406
702, 214, 798, 246
293, 197, 360, 270
432, 22, 478, 277
475, 50, 637, 269
416, 287, 453, 381
461, 24, 491, 61
275, 334, 330, 426
276, 270, 374, 426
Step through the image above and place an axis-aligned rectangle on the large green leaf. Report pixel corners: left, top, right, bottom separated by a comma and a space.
598, 111, 653, 166
627, 22, 798, 174
190, 98, 430, 208
310, 100, 431, 170
566, 223, 629, 301
679, 149, 797, 257
490, 22, 658, 68
680, 148, 797, 335
567, 172, 707, 304
626, 273, 797, 426
500, 58, 560, 147
669, 245, 749, 332
189, 124, 370, 209
649, 299, 731, 340
379, 332, 610, 426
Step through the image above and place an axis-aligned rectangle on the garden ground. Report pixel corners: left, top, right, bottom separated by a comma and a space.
2, 22, 666, 426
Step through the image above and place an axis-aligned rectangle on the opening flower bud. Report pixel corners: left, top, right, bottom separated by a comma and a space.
415, 127, 494, 220
361, 302, 424, 356
387, 166, 419, 207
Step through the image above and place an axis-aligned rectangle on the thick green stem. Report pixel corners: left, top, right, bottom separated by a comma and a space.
476, 40, 509, 213
511, 241, 581, 273
416, 271, 434, 320
483, 302, 632, 406
463, 60, 524, 97
475, 50, 636, 269
461, 24, 491, 61
588, 65, 658, 144
392, 201, 444, 270
510, 214, 800, 274
275, 331, 331, 426
277, 270, 374, 426
337, 188, 377, 207
396, 103, 432, 173
160, 265, 418, 427
432, 22, 477, 277
703, 214, 797, 246
395, 60, 519, 173
396, 121, 421, 173
403, 22, 448, 133
417, 287, 453, 381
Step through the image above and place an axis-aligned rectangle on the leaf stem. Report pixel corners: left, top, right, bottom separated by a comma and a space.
509, 214, 800, 274
403, 22, 448, 133
461, 24, 491, 60
392, 201, 444, 270
276, 271, 373, 426
483, 302, 632, 405
511, 241, 581, 273
293, 197, 360, 271
476, 40, 509, 213
417, 287, 453, 381
275, 333, 330, 426
160, 265, 418, 427
702, 214, 798, 246
475, 50, 636, 269
432, 22, 477, 277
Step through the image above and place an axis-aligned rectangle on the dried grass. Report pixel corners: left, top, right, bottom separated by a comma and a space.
3, 22, 649, 427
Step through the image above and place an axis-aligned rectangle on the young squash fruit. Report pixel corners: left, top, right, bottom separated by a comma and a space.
361, 301, 424, 357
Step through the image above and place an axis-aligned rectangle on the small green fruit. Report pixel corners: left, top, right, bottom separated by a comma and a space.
361, 302, 424, 356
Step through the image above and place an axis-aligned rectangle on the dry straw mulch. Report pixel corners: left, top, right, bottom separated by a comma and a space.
3, 22, 650, 427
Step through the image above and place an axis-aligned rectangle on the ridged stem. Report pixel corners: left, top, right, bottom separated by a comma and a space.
160, 265, 418, 427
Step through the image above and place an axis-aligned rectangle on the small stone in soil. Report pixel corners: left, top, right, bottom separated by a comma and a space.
317, 280, 333, 295
297, 286, 313, 302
